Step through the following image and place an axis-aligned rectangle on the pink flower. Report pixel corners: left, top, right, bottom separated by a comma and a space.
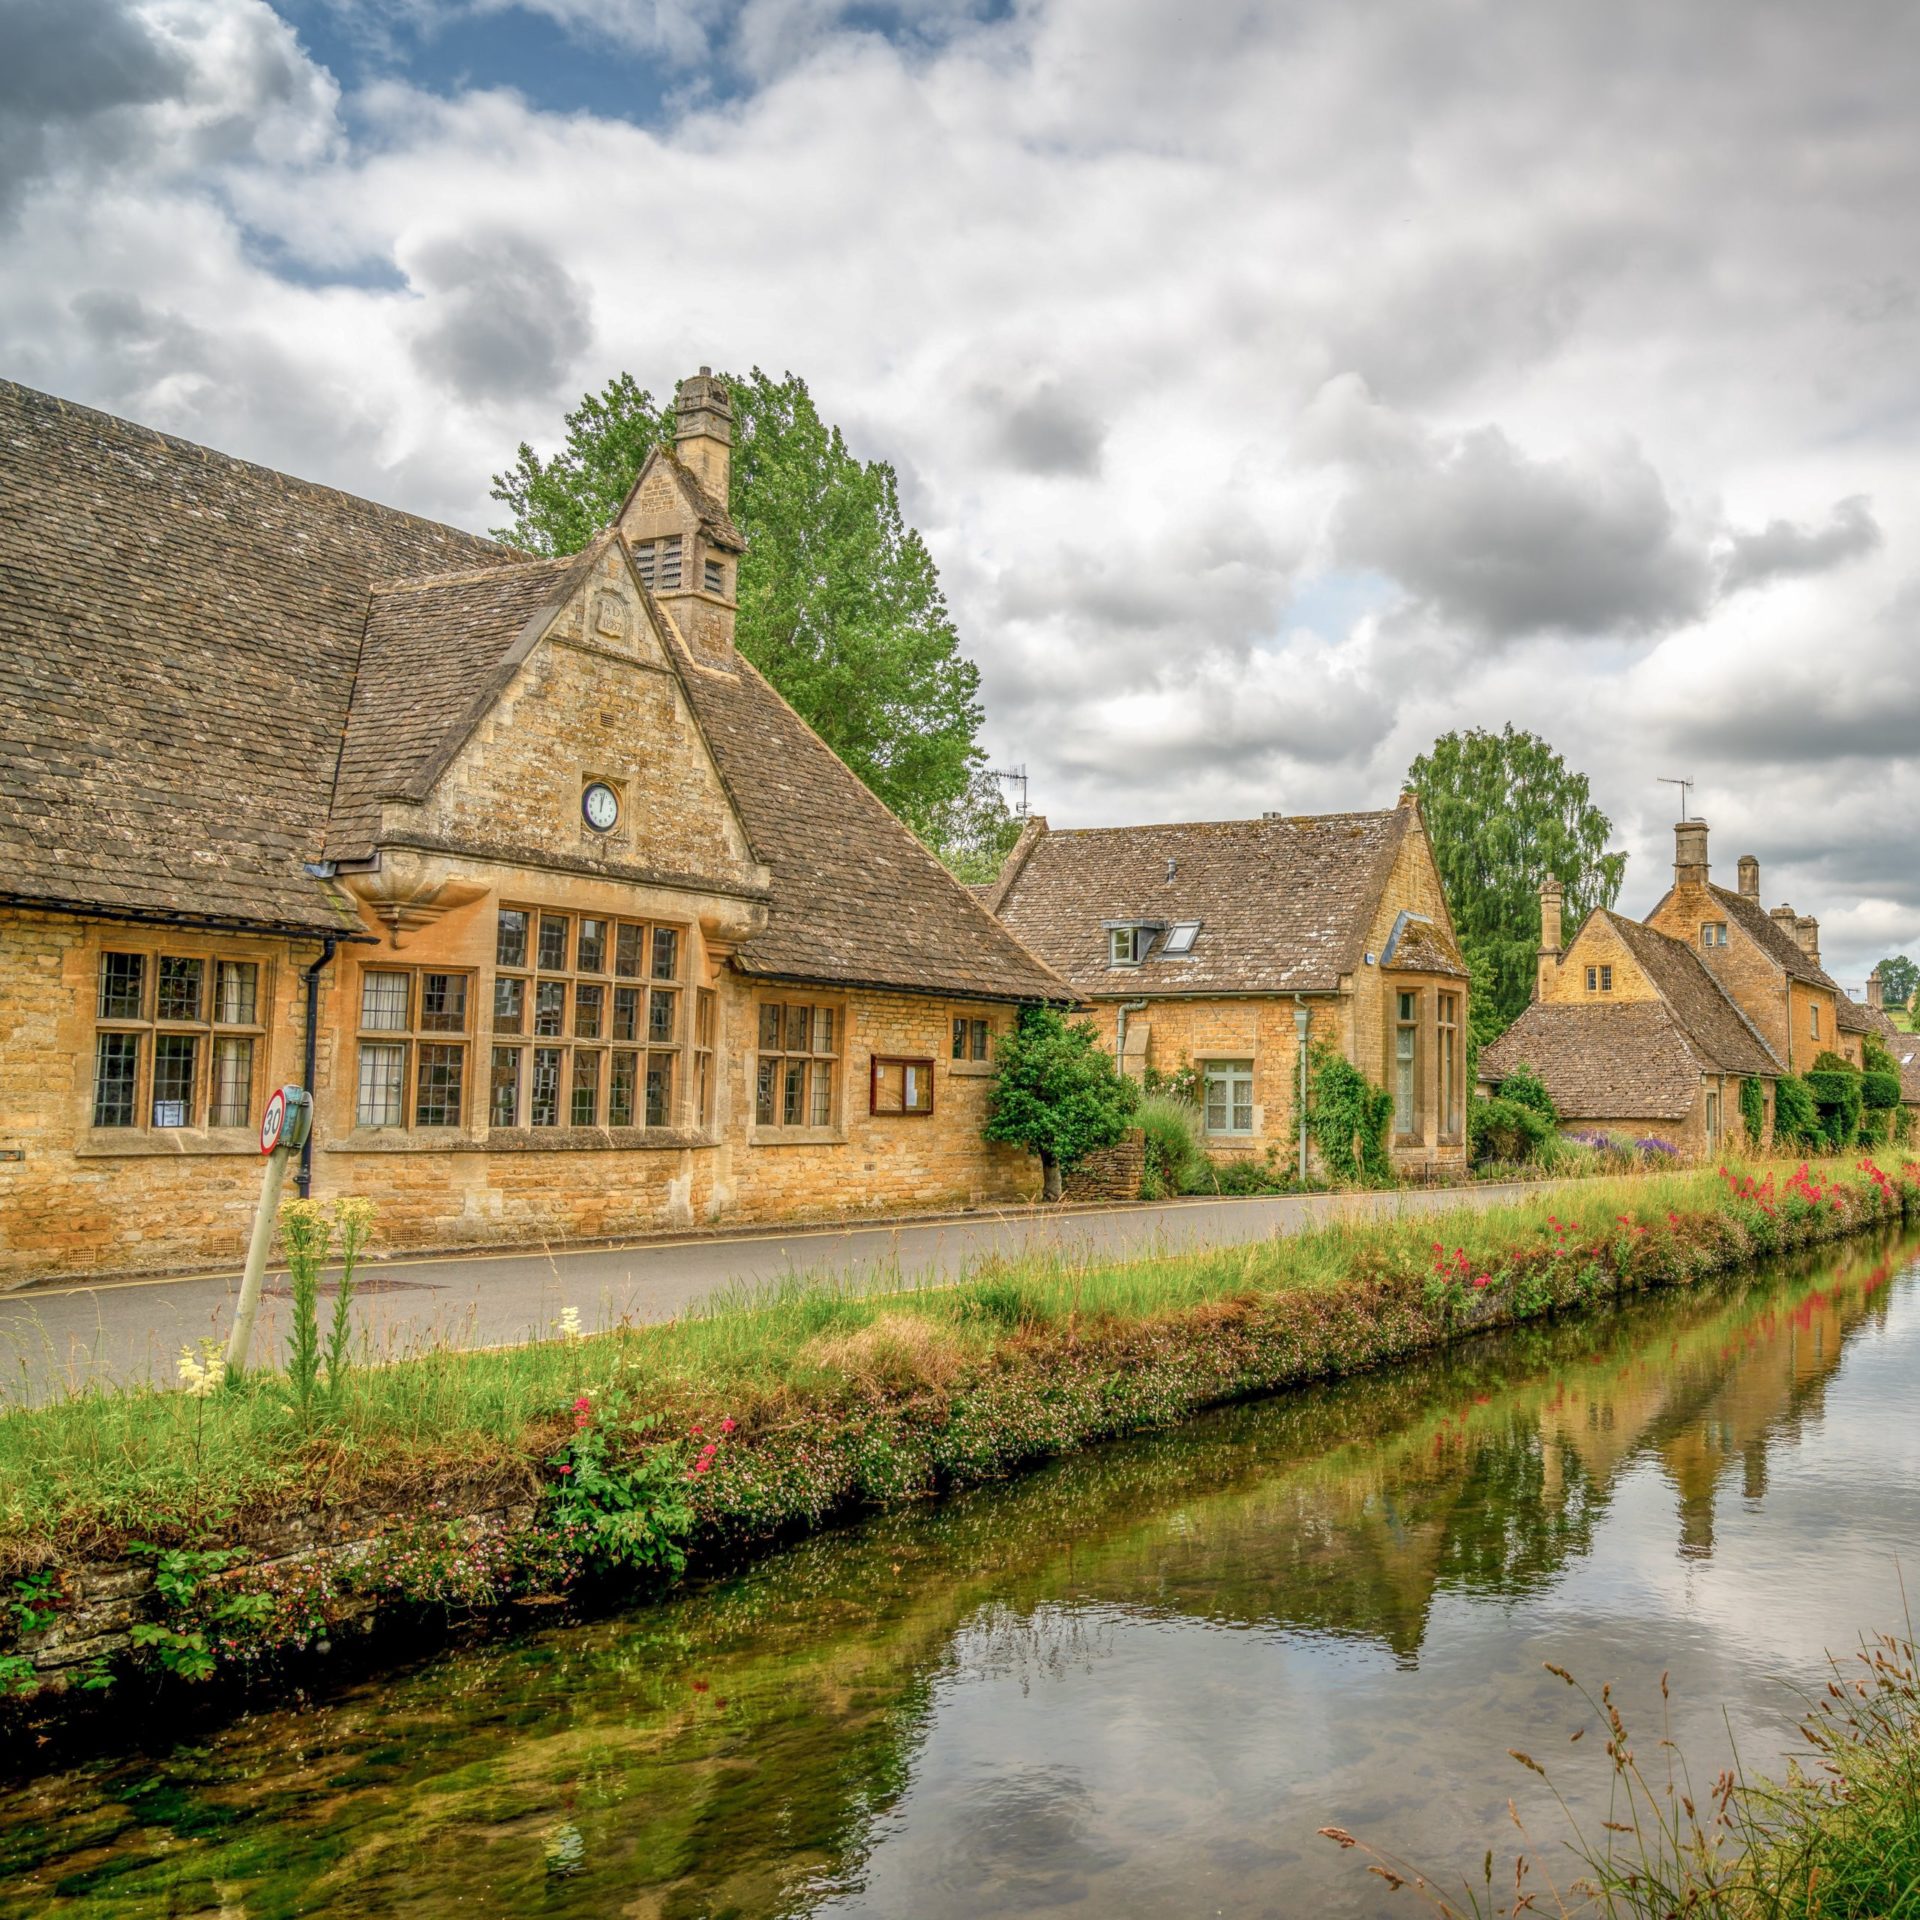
1473, 1274, 1491, 1288
690, 1425, 704, 1438
556, 1464, 573, 1476
720, 1417, 737, 1434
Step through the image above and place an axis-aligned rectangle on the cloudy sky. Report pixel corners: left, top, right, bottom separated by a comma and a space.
5, 0, 1917, 983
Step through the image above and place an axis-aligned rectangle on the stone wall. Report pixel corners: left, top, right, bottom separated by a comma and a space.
1062, 1130, 1145, 1201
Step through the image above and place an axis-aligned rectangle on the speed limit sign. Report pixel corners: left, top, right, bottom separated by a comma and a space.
260, 1087, 288, 1155
258, 1085, 312, 1156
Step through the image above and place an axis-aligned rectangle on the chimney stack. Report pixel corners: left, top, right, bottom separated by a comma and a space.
1869, 968, 1885, 1011
1536, 878, 1564, 1000
1795, 915, 1820, 967
674, 367, 733, 500
1737, 854, 1760, 899
1674, 819, 1710, 891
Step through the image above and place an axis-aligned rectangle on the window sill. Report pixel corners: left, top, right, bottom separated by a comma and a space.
76, 1129, 262, 1159
947, 1061, 996, 1078
327, 1127, 712, 1154
747, 1126, 846, 1148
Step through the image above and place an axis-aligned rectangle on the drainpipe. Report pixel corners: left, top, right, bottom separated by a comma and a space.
1294, 996, 1312, 1183
297, 937, 337, 1199
1114, 998, 1149, 1081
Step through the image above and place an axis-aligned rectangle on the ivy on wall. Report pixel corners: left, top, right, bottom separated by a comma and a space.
1306, 1047, 1395, 1184
1739, 1075, 1767, 1149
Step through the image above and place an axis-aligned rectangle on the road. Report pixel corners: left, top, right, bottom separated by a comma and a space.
0, 1183, 1551, 1404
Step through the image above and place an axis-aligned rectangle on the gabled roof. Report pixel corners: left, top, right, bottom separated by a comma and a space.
326, 553, 587, 863
666, 631, 1072, 1003
1480, 1001, 1706, 1122
990, 807, 1421, 996
1849, 1001, 1920, 1103
1600, 913, 1781, 1077
1649, 882, 1847, 994
616, 446, 746, 552
0, 379, 514, 934
1834, 994, 1873, 1035
1381, 911, 1468, 978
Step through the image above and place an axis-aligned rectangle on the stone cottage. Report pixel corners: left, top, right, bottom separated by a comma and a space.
980, 797, 1471, 1177
0, 374, 1073, 1286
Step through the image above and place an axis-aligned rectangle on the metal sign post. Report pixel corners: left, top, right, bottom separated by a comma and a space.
224, 1085, 313, 1379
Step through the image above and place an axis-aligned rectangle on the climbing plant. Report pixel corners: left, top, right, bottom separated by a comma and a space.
1739, 1076, 1767, 1149
1306, 1048, 1394, 1184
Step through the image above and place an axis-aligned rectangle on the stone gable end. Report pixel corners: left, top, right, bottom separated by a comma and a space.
390, 551, 762, 888
1545, 916, 1661, 1005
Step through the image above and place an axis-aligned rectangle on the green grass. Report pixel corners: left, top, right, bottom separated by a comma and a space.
0, 1156, 1897, 1570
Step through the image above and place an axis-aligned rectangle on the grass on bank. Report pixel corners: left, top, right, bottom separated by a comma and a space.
0, 1156, 1906, 1572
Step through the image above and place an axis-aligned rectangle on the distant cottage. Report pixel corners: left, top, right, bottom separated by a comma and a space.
0, 374, 1074, 1285
982, 797, 1471, 1177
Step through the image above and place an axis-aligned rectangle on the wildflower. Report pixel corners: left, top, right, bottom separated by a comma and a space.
720, 1416, 737, 1434
556, 1305, 583, 1344
177, 1339, 227, 1398
573, 1395, 591, 1411
1473, 1274, 1491, 1288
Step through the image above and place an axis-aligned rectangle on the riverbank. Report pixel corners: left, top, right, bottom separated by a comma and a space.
2, 1156, 1914, 1733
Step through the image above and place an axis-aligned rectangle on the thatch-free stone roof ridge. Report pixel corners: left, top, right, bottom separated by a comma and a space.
0, 377, 513, 934
1703, 883, 1845, 992
661, 450, 746, 551
1599, 912, 1782, 1077
1480, 1001, 1704, 1122
991, 807, 1416, 996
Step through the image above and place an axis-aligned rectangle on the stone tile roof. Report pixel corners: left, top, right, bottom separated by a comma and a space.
992, 808, 1414, 996
668, 634, 1073, 1004
1601, 913, 1781, 1076
1834, 994, 1873, 1035
1381, 911, 1468, 979
325, 554, 586, 862
0, 379, 512, 934
1850, 1002, 1920, 1103
1480, 1002, 1705, 1121
663, 451, 746, 552
1708, 884, 1844, 992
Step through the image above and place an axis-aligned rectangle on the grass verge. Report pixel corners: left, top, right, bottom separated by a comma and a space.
2, 1156, 1915, 1713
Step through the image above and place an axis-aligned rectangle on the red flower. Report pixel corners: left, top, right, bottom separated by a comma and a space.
720, 1416, 737, 1434
573, 1395, 591, 1411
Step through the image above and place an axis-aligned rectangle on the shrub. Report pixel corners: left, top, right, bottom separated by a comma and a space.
1136, 1093, 1206, 1199
1499, 1062, 1558, 1123
1470, 1094, 1554, 1165
1862, 1068, 1901, 1111
1806, 1066, 1864, 1149
1189, 1154, 1292, 1196
1307, 1053, 1394, 1183
1773, 1073, 1821, 1149
983, 1006, 1140, 1200
1739, 1074, 1767, 1147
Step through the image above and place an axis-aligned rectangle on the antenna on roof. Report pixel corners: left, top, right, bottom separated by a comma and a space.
1657, 775, 1695, 821
991, 766, 1029, 817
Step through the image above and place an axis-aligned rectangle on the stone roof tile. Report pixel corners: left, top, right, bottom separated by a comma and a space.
1480, 1002, 1704, 1121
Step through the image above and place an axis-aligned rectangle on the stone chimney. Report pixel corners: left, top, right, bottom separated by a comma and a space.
1673, 819, 1710, 891
1536, 878, 1563, 999
1868, 967, 1885, 1011
1737, 854, 1760, 899
674, 367, 733, 499
1795, 914, 1821, 967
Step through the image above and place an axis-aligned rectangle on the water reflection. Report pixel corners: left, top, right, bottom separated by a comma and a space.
3, 1238, 1916, 1918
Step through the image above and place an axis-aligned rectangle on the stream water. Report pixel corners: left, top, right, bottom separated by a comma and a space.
7, 1234, 1920, 1919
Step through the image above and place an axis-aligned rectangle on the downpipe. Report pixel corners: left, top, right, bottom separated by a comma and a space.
298, 937, 337, 1199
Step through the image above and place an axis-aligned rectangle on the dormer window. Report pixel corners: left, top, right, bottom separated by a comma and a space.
1163, 921, 1201, 955
703, 557, 725, 595
634, 535, 683, 591
1110, 927, 1142, 966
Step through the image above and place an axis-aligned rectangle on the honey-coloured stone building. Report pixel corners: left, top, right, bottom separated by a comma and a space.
0, 373, 1076, 1286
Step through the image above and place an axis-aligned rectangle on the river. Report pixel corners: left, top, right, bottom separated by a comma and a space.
6, 1233, 1920, 1918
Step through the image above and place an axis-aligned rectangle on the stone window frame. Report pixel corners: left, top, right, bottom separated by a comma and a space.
489, 904, 687, 1132
1437, 988, 1463, 1143
1585, 964, 1614, 994
352, 961, 475, 1131
1201, 1058, 1255, 1136
89, 946, 271, 1135
1392, 989, 1421, 1141
1810, 1000, 1821, 1041
871, 1056, 936, 1117
752, 997, 844, 1140
948, 1009, 1002, 1077
1700, 921, 1728, 950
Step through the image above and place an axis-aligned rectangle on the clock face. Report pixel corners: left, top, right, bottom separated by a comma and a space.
582, 782, 620, 832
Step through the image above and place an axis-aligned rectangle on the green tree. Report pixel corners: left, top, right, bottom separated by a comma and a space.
1873, 955, 1918, 1009
491, 369, 1002, 862
1407, 726, 1627, 1042
983, 1007, 1140, 1202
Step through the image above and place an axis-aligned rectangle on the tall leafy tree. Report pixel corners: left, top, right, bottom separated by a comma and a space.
492, 369, 999, 861
1873, 955, 1918, 1010
1407, 725, 1626, 1044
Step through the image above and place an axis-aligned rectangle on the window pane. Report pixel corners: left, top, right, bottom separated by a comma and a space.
93, 1032, 140, 1126
493, 976, 524, 1034
215, 961, 258, 1025
810, 1061, 832, 1127
210, 1036, 253, 1126
530, 1047, 563, 1126
157, 957, 203, 1023
577, 919, 607, 973
615, 923, 646, 978
651, 927, 679, 981
695, 988, 714, 1048
361, 971, 410, 1032
490, 1046, 521, 1127
98, 952, 145, 1021
576, 983, 604, 1040
570, 1051, 600, 1126
756, 1057, 777, 1125
648, 988, 677, 1044
609, 1051, 637, 1126
496, 909, 529, 969
534, 980, 566, 1037
970, 1019, 989, 1061
646, 1053, 673, 1127
151, 1034, 195, 1125
784, 1059, 805, 1125
415, 1043, 464, 1126
357, 1042, 406, 1127
786, 1005, 810, 1051
814, 1007, 836, 1055
759, 1004, 783, 1051
421, 973, 467, 1033
952, 1017, 967, 1061
538, 915, 570, 972
612, 985, 641, 1042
